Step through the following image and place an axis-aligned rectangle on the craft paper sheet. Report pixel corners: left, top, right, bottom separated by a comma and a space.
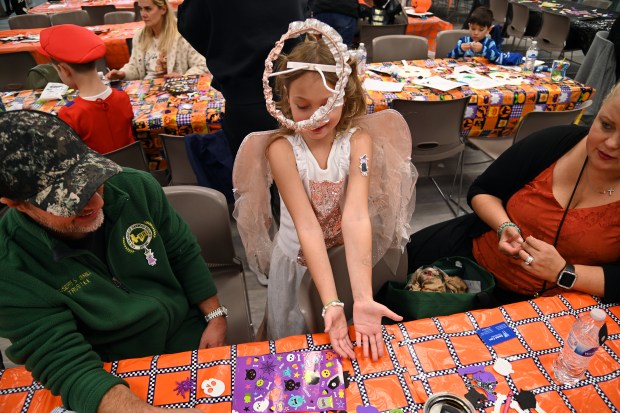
233, 350, 346, 412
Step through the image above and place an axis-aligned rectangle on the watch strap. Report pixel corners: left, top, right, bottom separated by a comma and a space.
556, 263, 576, 289
204, 306, 227, 323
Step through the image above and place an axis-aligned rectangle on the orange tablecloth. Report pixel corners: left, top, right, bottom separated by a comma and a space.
29, 0, 181, 14
0, 292, 618, 412
406, 15, 452, 52
1, 74, 223, 169
0, 21, 141, 69
365, 58, 593, 138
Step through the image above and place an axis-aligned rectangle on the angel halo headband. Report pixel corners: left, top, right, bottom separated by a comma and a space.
263, 18, 352, 132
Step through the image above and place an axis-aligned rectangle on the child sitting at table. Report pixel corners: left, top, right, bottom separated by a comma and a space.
448, 6, 522, 66
38, 24, 135, 154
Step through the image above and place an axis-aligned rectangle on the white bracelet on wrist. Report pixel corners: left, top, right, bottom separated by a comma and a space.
321, 299, 344, 318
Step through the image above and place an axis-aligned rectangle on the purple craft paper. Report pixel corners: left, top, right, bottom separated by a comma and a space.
232, 349, 346, 412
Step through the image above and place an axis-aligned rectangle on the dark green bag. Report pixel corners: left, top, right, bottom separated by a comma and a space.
376, 256, 495, 321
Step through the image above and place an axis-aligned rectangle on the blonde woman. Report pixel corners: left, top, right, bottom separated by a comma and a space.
106, 0, 207, 80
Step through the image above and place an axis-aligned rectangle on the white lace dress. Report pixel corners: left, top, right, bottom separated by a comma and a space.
267, 128, 356, 340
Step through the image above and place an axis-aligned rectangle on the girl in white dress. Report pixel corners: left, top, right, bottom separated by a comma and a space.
234, 20, 417, 360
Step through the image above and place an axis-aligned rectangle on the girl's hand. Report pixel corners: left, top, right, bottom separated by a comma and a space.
353, 300, 402, 361
498, 226, 524, 257
519, 236, 566, 282
324, 306, 355, 359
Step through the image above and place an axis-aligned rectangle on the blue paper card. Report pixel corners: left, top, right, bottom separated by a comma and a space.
477, 322, 516, 346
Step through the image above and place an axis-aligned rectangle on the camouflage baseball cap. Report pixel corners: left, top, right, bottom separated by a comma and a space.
0, 110, 122, 217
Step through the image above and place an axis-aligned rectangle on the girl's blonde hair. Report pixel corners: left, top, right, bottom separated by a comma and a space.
136, 0, 178, 54
274, 36, 367, 135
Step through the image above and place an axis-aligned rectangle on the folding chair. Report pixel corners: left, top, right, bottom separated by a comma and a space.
534, 10, 570, 58
81, 4, 116, 25
391, 97, 470, 216
466, 100, 593, 160
103, 11, 135, 24
103, 141, 149, 172
506, 3, 529, 51
434, 29, 469, 58
160, 133, 198, 185
8, 13, 50, 29
50, 10, 90, 26
489, 0, 509, 25
372, 34, 428, 62
163, 186, 255, 344
359, 23, 408, 62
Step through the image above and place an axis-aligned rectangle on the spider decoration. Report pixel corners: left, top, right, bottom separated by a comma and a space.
173, 377, 196, 398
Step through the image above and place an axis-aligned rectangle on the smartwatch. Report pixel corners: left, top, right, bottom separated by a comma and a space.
556, 263, 577, 289
204, 305, 228, 323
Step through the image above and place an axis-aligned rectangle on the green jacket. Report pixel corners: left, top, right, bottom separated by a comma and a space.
0, 169, 217, 413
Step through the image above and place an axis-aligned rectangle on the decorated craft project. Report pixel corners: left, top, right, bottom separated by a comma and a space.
164, 77, 195, 95
397, 62, 431, 80
263, 18, 351, 132
233, 350, 346, 412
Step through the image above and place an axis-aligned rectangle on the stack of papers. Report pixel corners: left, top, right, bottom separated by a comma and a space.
363, 79, 405, 92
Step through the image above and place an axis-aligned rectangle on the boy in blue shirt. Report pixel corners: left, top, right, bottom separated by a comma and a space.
448, 6, 522, 65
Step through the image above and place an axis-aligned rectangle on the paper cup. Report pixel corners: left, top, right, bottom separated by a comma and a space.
551, 60, 570, 82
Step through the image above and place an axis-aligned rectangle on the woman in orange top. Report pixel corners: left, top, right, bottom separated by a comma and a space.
407, 84, 620, 304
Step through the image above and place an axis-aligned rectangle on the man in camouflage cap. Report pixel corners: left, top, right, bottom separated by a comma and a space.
0, 111, 225, 413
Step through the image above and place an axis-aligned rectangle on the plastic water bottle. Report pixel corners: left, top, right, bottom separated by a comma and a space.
357, 43, 367, 77
553, 308, 607, 384
523, 40, 539, 73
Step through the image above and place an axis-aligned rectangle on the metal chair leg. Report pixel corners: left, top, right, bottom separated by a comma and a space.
427, 151, 467, 217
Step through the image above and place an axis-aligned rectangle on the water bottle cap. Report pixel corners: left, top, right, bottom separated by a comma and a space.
590, 308, 606, 321
360, 43, 365, 47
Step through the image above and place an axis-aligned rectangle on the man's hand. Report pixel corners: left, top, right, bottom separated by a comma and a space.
98, 384, 202, 412
199, 316, 227, 349
353, 300, 402, 361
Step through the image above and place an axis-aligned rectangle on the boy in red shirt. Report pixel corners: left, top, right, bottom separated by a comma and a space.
38, 24, 135, 154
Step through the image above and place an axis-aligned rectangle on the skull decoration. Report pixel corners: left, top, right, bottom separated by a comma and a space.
201, 378, 225, 397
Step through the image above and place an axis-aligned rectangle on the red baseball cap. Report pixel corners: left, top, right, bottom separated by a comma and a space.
38, 24, 106, 64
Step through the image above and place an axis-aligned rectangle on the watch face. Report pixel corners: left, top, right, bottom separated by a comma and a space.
558, 271, 576, 289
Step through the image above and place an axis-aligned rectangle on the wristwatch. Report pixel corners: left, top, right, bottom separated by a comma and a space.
204, 305, 228, 323
556, 263, 577, 289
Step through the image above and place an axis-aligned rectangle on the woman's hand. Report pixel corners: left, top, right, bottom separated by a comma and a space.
498, 226, 524, 257
353, 300, 402, 361
105, 70, 126, 80
518, 236, 566, 282
324, 306, 356, 359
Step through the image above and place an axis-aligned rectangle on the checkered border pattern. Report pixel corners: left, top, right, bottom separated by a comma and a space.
2, 294, 618, 412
